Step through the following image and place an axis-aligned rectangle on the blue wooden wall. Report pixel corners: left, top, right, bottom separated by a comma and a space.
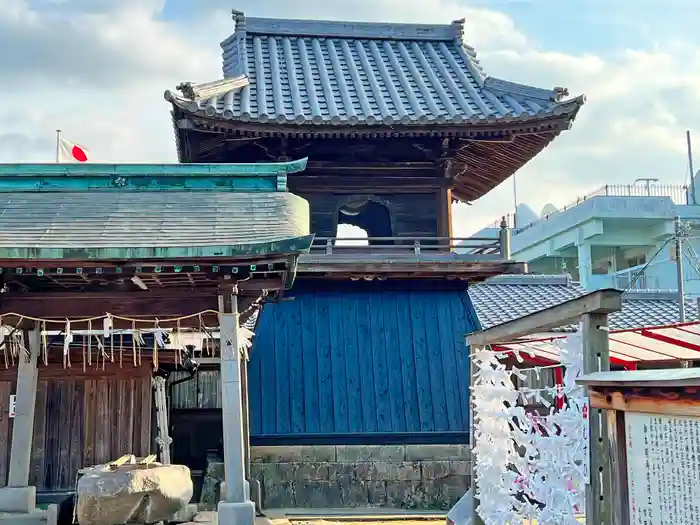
248, 280, 480, 442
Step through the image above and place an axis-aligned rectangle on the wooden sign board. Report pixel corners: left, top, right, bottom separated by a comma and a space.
625, 412, 700, 524
578, 368, 700, 525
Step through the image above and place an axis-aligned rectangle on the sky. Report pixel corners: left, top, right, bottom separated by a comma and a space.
2, 0, 699, 236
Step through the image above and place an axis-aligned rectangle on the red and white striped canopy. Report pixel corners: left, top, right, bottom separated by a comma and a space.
492, 321, 700, 367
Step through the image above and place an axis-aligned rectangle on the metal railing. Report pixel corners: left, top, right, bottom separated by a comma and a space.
486, 183, 689, 234
309, 233, 511, 259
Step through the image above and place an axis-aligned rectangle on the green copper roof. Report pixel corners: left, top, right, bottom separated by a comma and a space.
0, 158, 307, 192
0, 190, 311, 260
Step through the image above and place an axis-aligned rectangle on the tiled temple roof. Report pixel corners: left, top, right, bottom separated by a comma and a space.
469, 275, 699, 332
165, 13, 584, 128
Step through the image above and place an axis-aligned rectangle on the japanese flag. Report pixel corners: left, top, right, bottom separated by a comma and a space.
58, 138, 88, 163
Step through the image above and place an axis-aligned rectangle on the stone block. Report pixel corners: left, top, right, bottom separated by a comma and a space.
405, 444, 470, 461
335, 445, 405, 462
384, 481, 426, 509
354, 462, 421, 481
250, 462, 265, 480
338, 479, 369, 507
0, 486, 36, 514
294, 481, 343, 508
366, 481, 388, 506
449, 460, 471, 477
0, 511, 53, 525
420, 461, 451, 480
217, 500, 255, 525
326, 462, 357, 480
200, 461, 225, 510
251, 446, 299, 463
421, 476, 470, 510
270, 462, 330, 483
252, 445, 336, 463
262, 481, 295, 509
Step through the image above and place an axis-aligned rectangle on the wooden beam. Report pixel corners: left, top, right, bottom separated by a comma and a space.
589, 390, 700, 418
0, 291, 219, 328
578, 368, 700, 388
465, 289, 623, 346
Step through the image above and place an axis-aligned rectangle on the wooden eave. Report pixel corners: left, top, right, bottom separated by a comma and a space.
296, 256, 526, 282
0, 251, 310, 327
173, 110, 577, 202
0, 235, 314, 264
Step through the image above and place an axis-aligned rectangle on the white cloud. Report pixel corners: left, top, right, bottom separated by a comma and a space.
0, 0, 698, 238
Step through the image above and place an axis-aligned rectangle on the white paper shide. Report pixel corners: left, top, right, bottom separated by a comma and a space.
472, 331, 587, 525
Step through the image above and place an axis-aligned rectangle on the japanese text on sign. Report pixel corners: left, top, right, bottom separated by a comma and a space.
625, 412, 700, 525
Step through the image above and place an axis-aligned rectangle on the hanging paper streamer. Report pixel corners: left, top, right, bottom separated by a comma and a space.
153, 320, 161, 371
175, 320, 182, 368
0, 316, 7, 369
0, 308, 257, 371
472, 330, 586, 525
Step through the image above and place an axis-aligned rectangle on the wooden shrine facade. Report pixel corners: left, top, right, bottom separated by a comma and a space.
0, 161, 312, 523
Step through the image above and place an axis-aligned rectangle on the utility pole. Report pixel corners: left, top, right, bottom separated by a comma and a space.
675, 216, 686, 322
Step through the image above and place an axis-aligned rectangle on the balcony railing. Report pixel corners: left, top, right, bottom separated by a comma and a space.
309, 234, 511, 259
485, 183, 689, 233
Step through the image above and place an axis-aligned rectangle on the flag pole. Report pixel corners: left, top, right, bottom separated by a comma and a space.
55, 129, 61, 163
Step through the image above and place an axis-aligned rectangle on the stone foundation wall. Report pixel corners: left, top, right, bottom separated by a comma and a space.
249, 444, 471, 510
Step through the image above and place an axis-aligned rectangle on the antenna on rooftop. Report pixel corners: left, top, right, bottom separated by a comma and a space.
688, 130, 697, 205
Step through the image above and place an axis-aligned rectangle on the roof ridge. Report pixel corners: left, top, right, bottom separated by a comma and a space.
477, 274, 574, 286
483, 77, 568, 103
229, 10, 464, 42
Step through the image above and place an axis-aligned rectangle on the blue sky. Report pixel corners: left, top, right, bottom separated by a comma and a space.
155, 0, 697, 54
3, 0, 700, 234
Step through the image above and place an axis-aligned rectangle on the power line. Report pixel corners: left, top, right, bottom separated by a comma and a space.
624, 236, 674, 293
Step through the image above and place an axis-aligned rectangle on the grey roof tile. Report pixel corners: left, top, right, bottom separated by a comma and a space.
165, 15, 583, 127
0, 191, 309, 249
469, 275, 698, 332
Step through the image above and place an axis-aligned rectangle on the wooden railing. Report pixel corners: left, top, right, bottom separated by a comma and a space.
309, 232, 511, 260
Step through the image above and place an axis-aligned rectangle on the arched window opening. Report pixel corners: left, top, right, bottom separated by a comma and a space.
337, 199, 392, 246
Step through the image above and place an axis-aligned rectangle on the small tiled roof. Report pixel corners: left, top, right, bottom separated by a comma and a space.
165, 14, 583, 127
0, 191, 310, 259
469, 275, 698, 331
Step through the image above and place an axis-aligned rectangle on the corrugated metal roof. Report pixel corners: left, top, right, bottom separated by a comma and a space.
0, 191, 309, 251
165, 14, 583, 127
469, 274, 699, 331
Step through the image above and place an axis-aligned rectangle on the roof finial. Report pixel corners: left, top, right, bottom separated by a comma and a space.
451, 18, 465, 41
231, 9, 246, 31
552, 86, 569, 101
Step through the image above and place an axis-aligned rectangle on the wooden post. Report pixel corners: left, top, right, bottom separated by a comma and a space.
582, 313, 612, 525
240, 347, 262, 512
606, 410, 629, 525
